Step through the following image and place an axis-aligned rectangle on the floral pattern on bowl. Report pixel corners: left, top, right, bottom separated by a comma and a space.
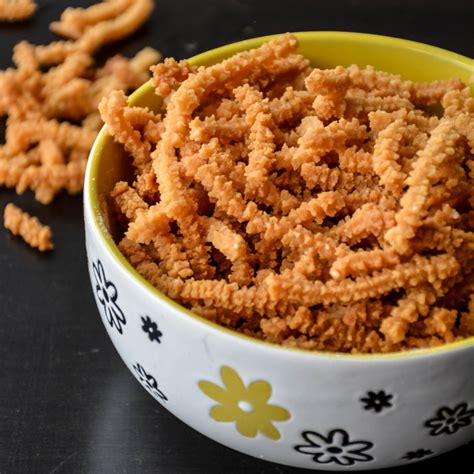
425, 402, 474, 436
92, 259, 126, 334
294, 429, 374, 466
199, 366, 290, 440
141, 315, 163, 343
402, 449, 434, 461
133, 362, 167, 402
360, 390, 393, 413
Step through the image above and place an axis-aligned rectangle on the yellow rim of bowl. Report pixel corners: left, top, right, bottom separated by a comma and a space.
87, 31, 474, 360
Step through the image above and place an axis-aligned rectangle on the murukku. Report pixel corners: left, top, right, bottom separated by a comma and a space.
77, 0, 153, 54
16, 159, 87, 204
1, 0, 155, 253
371, 118, 407, 196
306, 66, 350, 119
4, 203, 53, 251
385, 118, 461, 253
111, 181, 148, 221
0, 0, 36, 22
50, 0, 134, 39
99, 90, 151, 170
101, 33, 473, 353
5, 119, 97, 155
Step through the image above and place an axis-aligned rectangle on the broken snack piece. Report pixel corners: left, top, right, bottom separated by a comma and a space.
0, 0, 36, 22
4, 203, 53, 251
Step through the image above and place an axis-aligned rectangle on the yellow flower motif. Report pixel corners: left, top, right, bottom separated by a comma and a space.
198, 366, 290, 440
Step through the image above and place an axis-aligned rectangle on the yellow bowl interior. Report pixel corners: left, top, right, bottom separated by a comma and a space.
88, 31, 474, 359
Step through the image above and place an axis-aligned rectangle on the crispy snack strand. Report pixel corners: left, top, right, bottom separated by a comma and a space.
102, 34, 473, 353
4, 203, 53, 251
0, 0, 36, 21
50, 0, 134, 39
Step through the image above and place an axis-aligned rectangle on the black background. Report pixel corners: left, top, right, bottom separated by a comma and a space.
1, 0, 473, 473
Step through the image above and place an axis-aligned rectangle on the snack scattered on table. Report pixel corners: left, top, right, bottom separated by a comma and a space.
0, 0, 36, 22
102, 33, 474, 353
0, 0, 158, 250
4, 203, 53, 251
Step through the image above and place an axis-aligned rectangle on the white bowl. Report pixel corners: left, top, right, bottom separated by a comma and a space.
84, 32, 474, 470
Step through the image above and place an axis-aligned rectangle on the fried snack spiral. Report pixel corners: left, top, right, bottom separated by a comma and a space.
0, 0, 36, 22
4, 203, 53, 251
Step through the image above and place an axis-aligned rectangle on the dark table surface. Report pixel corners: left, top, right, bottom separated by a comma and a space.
1, 1, 473, 473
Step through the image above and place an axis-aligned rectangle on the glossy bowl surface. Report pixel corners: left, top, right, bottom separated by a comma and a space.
84, 32, 474, 470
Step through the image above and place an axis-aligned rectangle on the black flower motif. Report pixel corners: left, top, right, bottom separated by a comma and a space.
403, 449, 433, 461
133, 363, 167, 401
92, 259, 126, 334
360, 390, 393, 413
141, 316, 162, 343
295, 429, 374, 466
425, 402, 474, 436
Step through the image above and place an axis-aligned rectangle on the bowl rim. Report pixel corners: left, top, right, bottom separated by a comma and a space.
85, 31, 474, 361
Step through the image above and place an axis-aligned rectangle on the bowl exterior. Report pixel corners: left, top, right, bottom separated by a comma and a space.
85, 206, 474, 470
84, 32, 474, 470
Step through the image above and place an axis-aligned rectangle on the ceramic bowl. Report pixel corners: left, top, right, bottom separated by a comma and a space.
84, 32, 474, 470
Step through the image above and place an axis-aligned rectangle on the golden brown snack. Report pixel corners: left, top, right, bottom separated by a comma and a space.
50, 0, 134, 39
102, 33, 473, 353
0, 0, 157, 208
4, 203, 53, 251
0, 0, 36, 22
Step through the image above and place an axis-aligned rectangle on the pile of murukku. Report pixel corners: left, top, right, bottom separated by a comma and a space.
102, 33, 474, 353
1, 0, 157, 250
